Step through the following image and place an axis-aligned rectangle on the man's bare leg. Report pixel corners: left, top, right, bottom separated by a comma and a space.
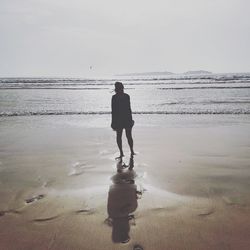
125, 127, 135, 156
116, 128, 124, 158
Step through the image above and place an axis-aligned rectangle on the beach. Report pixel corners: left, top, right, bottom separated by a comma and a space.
0, 114, 250, 250
1, 0, 250, 247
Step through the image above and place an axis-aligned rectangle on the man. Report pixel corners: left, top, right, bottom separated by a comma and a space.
111, 82, 135, 158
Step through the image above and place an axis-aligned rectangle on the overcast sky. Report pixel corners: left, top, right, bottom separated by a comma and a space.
0, 0, 249, 77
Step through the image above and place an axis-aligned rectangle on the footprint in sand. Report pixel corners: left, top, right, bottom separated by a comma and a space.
68, 162, 94, 176
75, 208, 95, 215
0, 210, 21, 217
32, 215, 60, 223
195, 207, 215, 217
25, 194, 45, 204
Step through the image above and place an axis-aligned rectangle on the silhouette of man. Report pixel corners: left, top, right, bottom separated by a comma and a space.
111, 82, 135, 158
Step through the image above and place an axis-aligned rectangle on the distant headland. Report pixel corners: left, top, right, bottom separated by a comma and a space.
117, 70, 212, 76
117, 71, 174, 76
184, 70, 212, 75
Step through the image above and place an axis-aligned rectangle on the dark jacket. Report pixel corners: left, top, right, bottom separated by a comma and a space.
111, 93, 133, 130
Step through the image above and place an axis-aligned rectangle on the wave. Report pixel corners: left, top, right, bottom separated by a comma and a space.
0, 87, 110, 90
1, 110, 250, 117
1, 82, 250, 90
118, 74, 250, 82
0, 78, 99, 84
159, 86, 250, 90
1, 73, 250, 80
1, 74, 250, 85
158, 101, 250, 106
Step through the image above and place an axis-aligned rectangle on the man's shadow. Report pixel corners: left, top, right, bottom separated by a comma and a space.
106, 157, 142, 243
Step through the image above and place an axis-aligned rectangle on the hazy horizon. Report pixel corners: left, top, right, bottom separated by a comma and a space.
1, 70, 250, 79
1, 0, 250, 77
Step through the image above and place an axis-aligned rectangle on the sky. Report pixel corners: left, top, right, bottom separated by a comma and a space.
0, 0, 250, 77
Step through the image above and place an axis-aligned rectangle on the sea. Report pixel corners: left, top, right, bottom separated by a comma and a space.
0, 73, 250, 118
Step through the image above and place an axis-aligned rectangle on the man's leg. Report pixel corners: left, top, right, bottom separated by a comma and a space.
116, 128, 124, 157
125, 127, 135, 156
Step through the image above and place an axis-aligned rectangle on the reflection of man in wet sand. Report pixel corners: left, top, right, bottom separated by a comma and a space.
111, 82, 135, 158
106, 158, 141, 244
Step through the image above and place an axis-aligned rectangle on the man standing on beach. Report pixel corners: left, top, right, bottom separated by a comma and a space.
111, 82, 135, 158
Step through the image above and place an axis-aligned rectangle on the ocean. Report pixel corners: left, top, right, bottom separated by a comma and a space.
0, 73, 250, 117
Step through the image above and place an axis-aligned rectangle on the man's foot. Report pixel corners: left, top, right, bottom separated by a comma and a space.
115, 154, 124, 160
130, 151, 136, 157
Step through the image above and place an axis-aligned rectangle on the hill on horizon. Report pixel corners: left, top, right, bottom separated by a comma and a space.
184, 70, 212, 75
117, 70, 212, 76
117, 71, 174, 76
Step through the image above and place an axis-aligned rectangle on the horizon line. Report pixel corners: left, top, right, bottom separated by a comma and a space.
1, 71, 250, 79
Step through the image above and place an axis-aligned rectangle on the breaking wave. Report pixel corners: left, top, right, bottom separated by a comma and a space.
1, 110, 250, 117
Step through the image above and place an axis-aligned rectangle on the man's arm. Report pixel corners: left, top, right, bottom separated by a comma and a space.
127, 95, 132, 114
111, 96, 115, 129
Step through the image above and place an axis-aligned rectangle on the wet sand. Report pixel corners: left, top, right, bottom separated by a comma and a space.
0, 115, 250, 250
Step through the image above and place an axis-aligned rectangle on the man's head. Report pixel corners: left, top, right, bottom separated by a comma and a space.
115, 82, 124, 93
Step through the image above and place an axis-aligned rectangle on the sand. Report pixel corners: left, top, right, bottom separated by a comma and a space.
0, 115, 250, 250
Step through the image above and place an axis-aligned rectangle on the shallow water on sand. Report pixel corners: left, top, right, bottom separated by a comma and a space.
0, 115, 250, 249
